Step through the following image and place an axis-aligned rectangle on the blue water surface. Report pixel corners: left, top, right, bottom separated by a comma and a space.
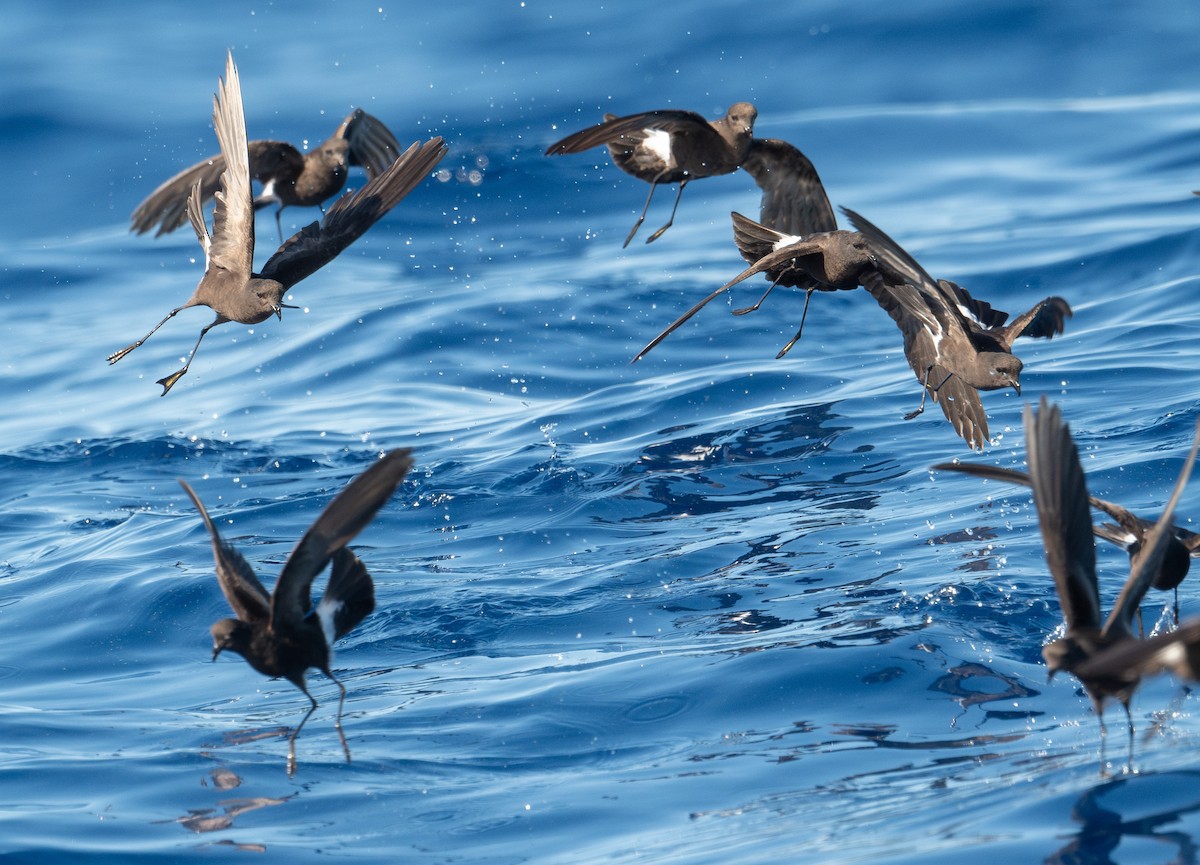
4, 0, 1200, 861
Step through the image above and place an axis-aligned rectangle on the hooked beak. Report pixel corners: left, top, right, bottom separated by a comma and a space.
212, 646, 222, 662
1012, 382, 1021, 396
273, 301, 300, 320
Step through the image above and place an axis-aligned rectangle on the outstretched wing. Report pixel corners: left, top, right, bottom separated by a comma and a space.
206, 51, 255, 284
338, 108, 404, 178
1025, 397, 1101, 633
178, 480, 270, 623
257, 137, 446, 289
545, 109, 714, 156
270, 449, 414, 632
741, 138, 836, 237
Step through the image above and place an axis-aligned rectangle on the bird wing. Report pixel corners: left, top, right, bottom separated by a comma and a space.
741, 138, 836, 236
131, 154, 230, 237
206, 51, 255, 284
997, 296, 1073, 346
337, 109, 404, 178
270, 449, 413, 632
934, 279, 1010, 329
257, 137, 446, 288
1025, 397, 1101, 632
178, 480, 270, 623
1105, 419, 1200, 636
1076, 617, 1200, 683
545, 109, 715, 156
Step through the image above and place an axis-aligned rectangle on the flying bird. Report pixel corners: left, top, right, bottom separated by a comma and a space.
109, 51, 446, 395
182, 448, 413, 774
547, 103, 758, 247
843, 206, 1071, 450
1021, 398, 1199, 770
132, 107, 404, 243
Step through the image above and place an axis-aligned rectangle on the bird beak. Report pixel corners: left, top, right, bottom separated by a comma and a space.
1012, 382, 1021, 396
212, 646, 222, 662
273, 301, 300, 320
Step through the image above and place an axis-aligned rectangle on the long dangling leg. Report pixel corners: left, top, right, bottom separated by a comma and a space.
327, 669, 353, 764
733, 271, 788, 316
624, 181, 661, 248
157, 316, 225, 396
288, 684, 320, 777
645, 179, 689, 245
107, 304, 190, 365
904, 367, 954, 421
775, 289, 817, 359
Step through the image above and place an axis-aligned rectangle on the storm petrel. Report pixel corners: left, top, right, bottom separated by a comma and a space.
546, 102, 758, 246
109, 52, 447, 395
182, 448, 414, 775
133, 107, 405, 243
1021, 398, 1199, 769
842, 206, 1072, 450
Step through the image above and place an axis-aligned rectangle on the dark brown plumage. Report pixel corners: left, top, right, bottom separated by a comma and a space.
183, 448, 413, 775
132, 107, 404, 242
843, 206, 1072, 450
546, 103, 758, 247
1020, 399, 1199, 769
109, 52, 447, 395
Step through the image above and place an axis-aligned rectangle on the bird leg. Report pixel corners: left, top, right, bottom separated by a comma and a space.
623, 180, 660, 248
732, 270, 787, 316
645, 179, 689, 245
156, 317, 224, 396
904, 366, 954, 421
288, 685, 320, 777
107, 304, 190, 365
328, 670, 353, 765
775, 289, 817, 359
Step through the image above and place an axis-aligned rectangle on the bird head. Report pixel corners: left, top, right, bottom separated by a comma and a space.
211, 618, 250, 661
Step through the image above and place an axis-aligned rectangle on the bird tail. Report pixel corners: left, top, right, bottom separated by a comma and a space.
730, 211, 785, 265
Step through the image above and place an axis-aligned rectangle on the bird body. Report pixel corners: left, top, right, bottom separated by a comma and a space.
132, 107, 404, 240
547, 103, 757, 246
183, 448, 414, 774
109, 52, 447, 395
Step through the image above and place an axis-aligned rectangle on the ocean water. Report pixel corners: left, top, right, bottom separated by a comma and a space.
3, 0, 1200, 861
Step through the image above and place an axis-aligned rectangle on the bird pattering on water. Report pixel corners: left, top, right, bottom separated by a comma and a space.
182, 448, 414, 775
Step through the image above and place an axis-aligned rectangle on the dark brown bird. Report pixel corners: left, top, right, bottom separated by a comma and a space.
183, 448, 414, 775
634, 138, 878, 361
108, 52, 447, 395
843, 206, 1072, 450
632, 212, 876, 362
546, 103, 758, 247
1021, 398, 1199, 769
931, 460, 1200, 620
132, 107, 403, 243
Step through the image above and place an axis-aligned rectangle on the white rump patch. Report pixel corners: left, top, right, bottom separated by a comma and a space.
1158, 641, 1188, 671
315, 596, 344, 650
643, 129, 674, 166
772, 234, 804, 251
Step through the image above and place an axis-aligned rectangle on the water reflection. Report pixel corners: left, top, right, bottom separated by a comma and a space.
1045, 772, 1200, 865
